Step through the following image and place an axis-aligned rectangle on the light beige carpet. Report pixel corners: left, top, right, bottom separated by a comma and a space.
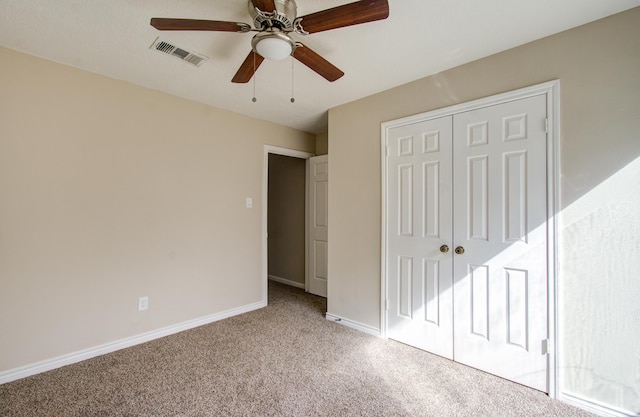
0, 281, 592, 416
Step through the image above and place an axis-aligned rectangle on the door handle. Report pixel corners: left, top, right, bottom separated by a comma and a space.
454, 246, 465, 255
440, 245, 449, 253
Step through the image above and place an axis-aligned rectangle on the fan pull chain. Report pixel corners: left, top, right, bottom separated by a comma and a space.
252, 51, 257, 103
290, 56, 295, 103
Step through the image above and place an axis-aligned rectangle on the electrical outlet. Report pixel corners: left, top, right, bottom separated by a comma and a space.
138, 296, 149, 311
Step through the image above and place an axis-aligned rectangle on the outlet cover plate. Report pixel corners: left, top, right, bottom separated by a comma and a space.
138, 296, 149, 311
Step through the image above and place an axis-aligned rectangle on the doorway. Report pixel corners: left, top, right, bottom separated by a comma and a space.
262, 146, 313, 302
267, 153, 307, 289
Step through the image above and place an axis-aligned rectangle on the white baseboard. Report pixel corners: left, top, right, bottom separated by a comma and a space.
0, 300, 266, 385
561, 392, 638, 417
325, 313, 381, 337
268, 274, 305, 289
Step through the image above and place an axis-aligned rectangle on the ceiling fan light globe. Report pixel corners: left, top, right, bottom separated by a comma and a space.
256, 37, 292, 60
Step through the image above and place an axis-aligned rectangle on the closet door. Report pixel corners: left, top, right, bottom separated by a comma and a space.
384, 93, 550, 392
386, 116, 454, 359
452, 94, 548, 391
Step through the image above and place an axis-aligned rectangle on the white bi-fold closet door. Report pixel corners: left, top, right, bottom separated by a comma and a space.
385, 93, 549, 392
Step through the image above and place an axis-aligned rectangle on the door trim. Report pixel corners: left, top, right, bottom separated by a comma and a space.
263, 146, 314, 304
380, 80, 560, 398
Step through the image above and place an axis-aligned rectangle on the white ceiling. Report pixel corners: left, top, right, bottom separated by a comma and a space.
1, 0, 637, 134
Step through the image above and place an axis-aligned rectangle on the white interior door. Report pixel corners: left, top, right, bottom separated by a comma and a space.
308, 155, 328, 297
385, 93, 549, 392
386, 117, 454, 358
452, 95, 548, 391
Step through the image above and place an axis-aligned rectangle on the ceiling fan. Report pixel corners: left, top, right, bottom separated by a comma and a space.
150, 0, 389, 83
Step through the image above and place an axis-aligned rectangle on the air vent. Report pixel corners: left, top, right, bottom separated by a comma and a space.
150, 37, 208, 67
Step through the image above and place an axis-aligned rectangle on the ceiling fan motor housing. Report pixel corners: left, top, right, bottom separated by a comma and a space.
248, 0, 297, 31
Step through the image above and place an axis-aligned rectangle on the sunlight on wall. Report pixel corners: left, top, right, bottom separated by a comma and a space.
559, 155, 640, 413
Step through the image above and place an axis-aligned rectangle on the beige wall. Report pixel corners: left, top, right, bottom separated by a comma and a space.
328, 7, 640, 414
315, 132, 328, 156
267, 154, 306, 285
0, 46, 314, 372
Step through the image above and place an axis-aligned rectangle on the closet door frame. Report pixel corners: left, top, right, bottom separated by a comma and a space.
380, 80, 560, 398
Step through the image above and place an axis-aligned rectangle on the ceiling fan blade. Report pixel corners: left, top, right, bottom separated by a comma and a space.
296, 0, 389, 34
150, 18, 251, 33
232, 51, 265, 83
251, 0, 277, 13
293, 43, 344, 82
